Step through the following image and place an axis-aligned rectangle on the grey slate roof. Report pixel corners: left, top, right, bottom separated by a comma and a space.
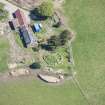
20, 26, 37, 47
20, 26, 31, 45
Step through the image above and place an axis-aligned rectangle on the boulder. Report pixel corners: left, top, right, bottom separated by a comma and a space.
8, 63, 17, 69
9, 69, 30, 77
38, 74, 60, 83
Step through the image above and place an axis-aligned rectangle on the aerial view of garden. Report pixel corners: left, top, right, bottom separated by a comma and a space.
0, 0, 105, 105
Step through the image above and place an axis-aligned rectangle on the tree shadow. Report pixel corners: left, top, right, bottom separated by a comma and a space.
29, 8, 48, 21
8, 21, 15, 30
40, 43, 56, 51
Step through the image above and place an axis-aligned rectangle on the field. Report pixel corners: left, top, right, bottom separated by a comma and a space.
0, 79, 88, 105
0, 0, 105, 105
64, 0, 105, 105
0, 37, 9, 72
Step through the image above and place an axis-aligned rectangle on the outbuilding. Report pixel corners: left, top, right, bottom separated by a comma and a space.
33, 23, 42, 32
20, 26, 37, 47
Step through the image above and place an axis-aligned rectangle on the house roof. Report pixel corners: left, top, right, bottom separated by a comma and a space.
29, 32, 37, 43
20, 26, 37, 47
20, 26, 31, 45
14, 9, 27, 26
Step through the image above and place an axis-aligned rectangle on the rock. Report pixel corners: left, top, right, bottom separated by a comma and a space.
8, 63, 17, 69
38, 74, 60, 83
59, 74, 64, 80
54, 69, 64, 74
9, 69, 30, 77
49, 68, 54, 72
73, 71, 77, 77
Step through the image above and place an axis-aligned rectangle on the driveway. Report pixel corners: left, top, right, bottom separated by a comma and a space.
0, 0, 30, 22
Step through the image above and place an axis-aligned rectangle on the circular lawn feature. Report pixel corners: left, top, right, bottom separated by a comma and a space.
43, 53, 63, 67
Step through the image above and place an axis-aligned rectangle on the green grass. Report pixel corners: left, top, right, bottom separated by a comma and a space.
0, 3, 4, 9
0, 3, 8, 21
43, 47, 70, 72
0, 79, 88, 105
14, 32, 23, 48
64, 0, 105, 104
0, 37, 9, 72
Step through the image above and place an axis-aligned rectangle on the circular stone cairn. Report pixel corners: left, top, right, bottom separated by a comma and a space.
59, 74, 64, 80
38, 74, 60, 83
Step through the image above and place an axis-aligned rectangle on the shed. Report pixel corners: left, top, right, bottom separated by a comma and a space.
33, 23, 41, 32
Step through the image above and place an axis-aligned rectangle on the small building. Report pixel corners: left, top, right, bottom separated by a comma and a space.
20, 26, 37, 47
33, 23, 42, 32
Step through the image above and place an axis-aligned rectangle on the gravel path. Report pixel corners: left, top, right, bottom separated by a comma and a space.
0, 0, 30, 22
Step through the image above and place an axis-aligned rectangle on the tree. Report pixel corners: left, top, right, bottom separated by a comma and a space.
29, 62, 41, 69
47, 36, 58, 51
47, 30, 73, 51
48, 36, 59, 46
38, 1, 54, 17
59, 30, 72, 45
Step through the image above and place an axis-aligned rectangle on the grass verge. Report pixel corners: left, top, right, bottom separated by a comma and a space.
0, 37, 9, 72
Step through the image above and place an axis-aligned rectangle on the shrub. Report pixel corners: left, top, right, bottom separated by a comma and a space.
59, 30, 73, 45
30, 62, 41, 69
47, 29, 73, 50
38, 1, 54, 17
47, 35, 60, 50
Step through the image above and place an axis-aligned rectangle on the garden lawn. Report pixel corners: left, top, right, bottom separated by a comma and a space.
0, 79, 88, 105
64, 0, 105, 105
14, 32, 23, 48
43, 47, 70, 72
0, 37, 9, 72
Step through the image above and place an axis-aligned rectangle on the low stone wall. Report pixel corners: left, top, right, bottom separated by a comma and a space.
9, 68, 30, 76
